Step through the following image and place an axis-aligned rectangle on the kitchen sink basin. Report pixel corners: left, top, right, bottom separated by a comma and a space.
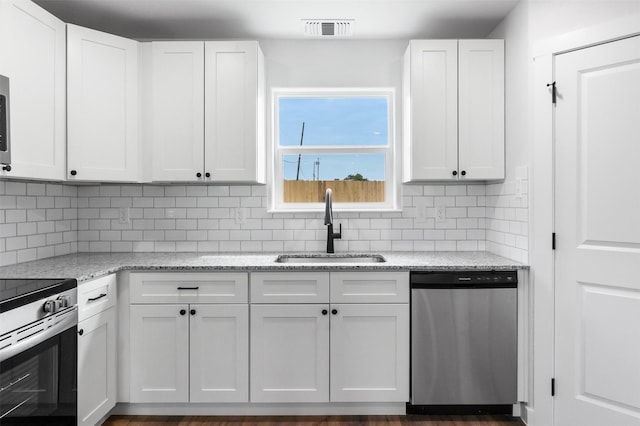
275, 254, 386, 264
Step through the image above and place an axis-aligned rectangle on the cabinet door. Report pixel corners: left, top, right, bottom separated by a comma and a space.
151, 41, 205, 182
330, 304, 409, 402
204, 41, 265, 183
130, 304, 189, 402
458, 39, 504, 180
0, 0, 65, 180
404, 40, 458, 181
67, 24, 139, 182
190, 304, 249, 402
78, 307, 116, 426
250, 304, 329, 402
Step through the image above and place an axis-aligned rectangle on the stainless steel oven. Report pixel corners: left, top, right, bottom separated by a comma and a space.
0, 74, 10, 171
0, 279, 78, 425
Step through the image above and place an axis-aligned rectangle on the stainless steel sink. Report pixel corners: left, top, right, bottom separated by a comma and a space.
275, 254, 386, 264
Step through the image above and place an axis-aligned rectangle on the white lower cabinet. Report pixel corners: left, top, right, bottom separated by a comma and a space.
77, 275, 117, 426
249, 271, 410, 404
129, 272, 249, 403
250, 304, 330, 403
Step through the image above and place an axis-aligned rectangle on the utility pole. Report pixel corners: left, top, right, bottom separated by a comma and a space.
295, 122, 305, 180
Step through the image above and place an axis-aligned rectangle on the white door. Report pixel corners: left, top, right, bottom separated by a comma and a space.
250, 304, 329, 402
77, 308, 116, 426
129, 304, 189, 403
204, 41, 265, 183
458, 39, 504, 180
151, 41, 205, 182
0, 0, 65, 180
404, 40, 458, 181
554, 35, 640, 426
67, 24, 139, 181
190, 304, 249, 402
329, 304, 409, 402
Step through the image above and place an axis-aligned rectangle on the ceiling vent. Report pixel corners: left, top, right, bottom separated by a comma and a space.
303, 20, 354, 37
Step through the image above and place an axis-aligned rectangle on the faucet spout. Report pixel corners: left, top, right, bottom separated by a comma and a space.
324, 188, 341, 253
324, 188, 333, 225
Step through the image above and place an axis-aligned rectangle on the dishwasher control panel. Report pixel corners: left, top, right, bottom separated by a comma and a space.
410, 270, 517, 288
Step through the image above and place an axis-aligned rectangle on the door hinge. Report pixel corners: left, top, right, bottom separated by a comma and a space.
551, 378, 556, 396
552, 232, 556, 250
547, 81, 557, 104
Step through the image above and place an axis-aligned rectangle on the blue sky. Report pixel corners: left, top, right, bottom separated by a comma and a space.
279, 97, 388, 181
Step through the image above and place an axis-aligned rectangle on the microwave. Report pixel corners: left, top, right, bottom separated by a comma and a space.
0, 74, 10, 169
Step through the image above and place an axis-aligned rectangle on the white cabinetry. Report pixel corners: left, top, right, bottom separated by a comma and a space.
0, 0, 65, 180
204, 41, 265, 183
250, 271, 409, 403
67, 24, 139, 182
129, 272, 249, 403
149, 41, 265, 183
77, 274, 117, 426
403, 39, 504, 181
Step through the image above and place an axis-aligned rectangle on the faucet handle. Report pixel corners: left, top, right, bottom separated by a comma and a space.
334, 223, 342, 239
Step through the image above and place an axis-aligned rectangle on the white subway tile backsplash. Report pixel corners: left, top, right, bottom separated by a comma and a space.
0, 181, 528, 265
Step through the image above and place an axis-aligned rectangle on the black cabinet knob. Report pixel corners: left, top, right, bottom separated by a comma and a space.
196, 172, 202, 178
180, 309, 186, 315
190, 309, 196, 315
78, 329, 84, 336
70, 170, 77, 176
331, 309, 338, 315
461, 170, 466, 176
205, 172, 211, 178
322, 309, 328, 315
452, 170, 458, 176
2, 165, 10, 172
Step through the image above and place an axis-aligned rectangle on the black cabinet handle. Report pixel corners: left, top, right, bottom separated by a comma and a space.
78, 329, 84, 336
322, 309, 328, 315
205, 172, 211, 178
87, 293, 107, 302
190, 309, 196, 316
196, 172, 202, 178
180, 309, 186, 315
452, 170, 458, 176
177, 286, 199, 290
2, 165, 10, 172
331, 309, 338, 315
70, 170, 77, 176
461, 170, 467, 176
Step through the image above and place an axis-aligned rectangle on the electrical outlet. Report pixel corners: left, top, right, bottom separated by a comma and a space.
515, 178, 523, 199
435, 205, 446, 222
118, 207, 130, 224
234, 207, 246, 225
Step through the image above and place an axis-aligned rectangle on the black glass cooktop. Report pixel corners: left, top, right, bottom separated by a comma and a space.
0, 278, 77, 313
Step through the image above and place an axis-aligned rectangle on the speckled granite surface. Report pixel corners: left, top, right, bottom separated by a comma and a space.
0, 252, 527, 283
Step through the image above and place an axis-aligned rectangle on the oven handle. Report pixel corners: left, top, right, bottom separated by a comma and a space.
0, 307, 78, 363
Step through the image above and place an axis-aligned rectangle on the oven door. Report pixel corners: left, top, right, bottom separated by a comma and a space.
0, 321, 77, 425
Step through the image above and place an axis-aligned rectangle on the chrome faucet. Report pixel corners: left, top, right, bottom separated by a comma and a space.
324, 188, 342, 253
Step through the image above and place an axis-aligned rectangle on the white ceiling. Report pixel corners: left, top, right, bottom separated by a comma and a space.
33, 0, 520, 41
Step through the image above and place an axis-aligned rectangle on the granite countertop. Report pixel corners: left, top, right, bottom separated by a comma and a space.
0, 252, 527, 283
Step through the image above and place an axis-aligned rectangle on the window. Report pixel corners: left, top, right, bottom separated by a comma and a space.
271, 88, 397, 212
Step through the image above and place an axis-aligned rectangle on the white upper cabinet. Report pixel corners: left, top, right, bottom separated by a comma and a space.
67, 24, 139, 182
0, 0, 66, 180
458, 39, 504, 180
204, 41, 265, 183
150, 41, 205, 182
403, 39, 504, 181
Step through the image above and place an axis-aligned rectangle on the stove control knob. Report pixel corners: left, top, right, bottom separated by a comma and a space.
43, 300, 57, 313
57, 295, 71, 308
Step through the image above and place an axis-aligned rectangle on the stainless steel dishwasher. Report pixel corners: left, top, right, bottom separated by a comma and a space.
410, 270, 517, 413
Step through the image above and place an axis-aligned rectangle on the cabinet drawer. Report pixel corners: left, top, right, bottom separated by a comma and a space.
250, 272, 329, 303
330, 271, 409, 303
78, 274, 117, 322
130, 272, 248, 304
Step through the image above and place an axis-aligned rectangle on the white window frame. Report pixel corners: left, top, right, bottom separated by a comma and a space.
269, 87, 399, 212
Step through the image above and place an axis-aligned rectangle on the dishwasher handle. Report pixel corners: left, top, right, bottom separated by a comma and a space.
411, 282, 517, 289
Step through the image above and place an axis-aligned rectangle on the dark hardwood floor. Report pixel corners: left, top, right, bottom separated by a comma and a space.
104, 415, 525, 426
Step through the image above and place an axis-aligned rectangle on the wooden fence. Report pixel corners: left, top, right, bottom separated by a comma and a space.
283, 180, 385, 203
